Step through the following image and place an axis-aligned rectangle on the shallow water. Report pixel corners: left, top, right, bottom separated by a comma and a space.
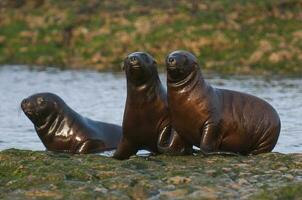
0, 65, 301, 153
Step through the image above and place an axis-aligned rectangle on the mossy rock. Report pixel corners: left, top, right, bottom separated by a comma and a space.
0, 149, 301, 199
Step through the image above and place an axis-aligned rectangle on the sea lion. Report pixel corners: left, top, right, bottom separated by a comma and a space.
21, 93, 122, 154
165, 50, 281, 155
113, 52, 192, 160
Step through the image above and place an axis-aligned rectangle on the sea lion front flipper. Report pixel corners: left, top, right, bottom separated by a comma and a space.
113, 137, 138, 160
199, 120, 221, 153
199, 122, 240, 156
157, 125, 173, 152
158, 126, 193, 155
76, 140, 106, 154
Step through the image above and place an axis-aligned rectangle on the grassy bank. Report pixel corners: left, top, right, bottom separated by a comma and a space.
0, 0, 302, 74
0, 149, 301, 199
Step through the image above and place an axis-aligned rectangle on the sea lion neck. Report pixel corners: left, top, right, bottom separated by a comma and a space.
167, 69, 206, 91
127, 75, 162, 103
35, 112, 59, 135
127, 72, 160, 92
35, 101, 72, 135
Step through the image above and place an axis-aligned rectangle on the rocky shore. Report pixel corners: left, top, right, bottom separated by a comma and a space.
0, 149, 301, 199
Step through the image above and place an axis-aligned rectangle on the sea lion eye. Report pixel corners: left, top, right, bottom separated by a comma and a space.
168, 57, 177, 66
37, 97, 45, 105
129, 55, 138, 65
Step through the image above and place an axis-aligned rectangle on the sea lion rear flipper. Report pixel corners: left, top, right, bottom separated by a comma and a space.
113, 137, 138, 160
76, 140, 106, 154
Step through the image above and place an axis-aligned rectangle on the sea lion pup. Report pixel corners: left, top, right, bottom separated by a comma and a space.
21, 93, 122, 154
165, 50, 281, 155
113, 52, 192, 160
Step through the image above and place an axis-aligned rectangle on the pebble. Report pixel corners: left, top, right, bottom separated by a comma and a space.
94, 187, 108, 193
222, 167, 232, 173
205, 170, 217, 176
238, 178, 249, 185
167, 176, 191, 184
188, 187, 218, 199
283, 174, 294, 181
160, 189, 188, 199
278, 167, 289, 171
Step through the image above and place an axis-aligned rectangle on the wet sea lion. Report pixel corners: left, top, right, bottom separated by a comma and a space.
166, 50, 281, 155
113, 52, 192, 160
21, 93, 122, 154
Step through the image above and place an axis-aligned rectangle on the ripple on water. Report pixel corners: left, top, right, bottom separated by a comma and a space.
0, 65, 301, 153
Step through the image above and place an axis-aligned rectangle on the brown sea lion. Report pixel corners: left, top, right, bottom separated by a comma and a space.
113, 52, 192, 160
166, 50, 281, 155
21, 93, 122, 154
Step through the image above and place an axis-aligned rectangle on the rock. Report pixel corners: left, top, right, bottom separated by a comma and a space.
283, 174, 294, 181
222, 167, 232, 173
205, 169, 217, 176
238, 178, 249, 185
94, 187, 108, 193
0, 36, 6, 44
167, 176, 191, 185
188, 188, 218, 199
159, 189, 189, 199
0, 149, 301, 199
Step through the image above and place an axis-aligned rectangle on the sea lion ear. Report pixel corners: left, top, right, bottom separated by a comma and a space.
183, 54, 190, 65
53, 101, 58, 109
121, 56, 128, 70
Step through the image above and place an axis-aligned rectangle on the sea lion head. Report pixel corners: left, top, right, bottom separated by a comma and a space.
21, 93, 64, 127
166, 50, 199, 83
123, 52, 158, 86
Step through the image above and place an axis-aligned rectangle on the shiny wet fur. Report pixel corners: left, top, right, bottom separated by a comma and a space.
21, 93, 122, 154
166, 50, 281, 155
113, 52, 192, 160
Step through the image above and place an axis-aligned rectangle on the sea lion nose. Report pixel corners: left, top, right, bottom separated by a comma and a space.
129, 55, 139, 66
167, 57, 177, 67
21, 99, 31, 109
21, 99, 27, 106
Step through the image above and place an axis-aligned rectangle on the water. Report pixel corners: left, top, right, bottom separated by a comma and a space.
0, 65, 301, 153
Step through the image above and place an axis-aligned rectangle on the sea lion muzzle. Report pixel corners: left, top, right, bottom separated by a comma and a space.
129, 55, 139, 66
167, 57, 177, 67
21, 98, 35, 115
